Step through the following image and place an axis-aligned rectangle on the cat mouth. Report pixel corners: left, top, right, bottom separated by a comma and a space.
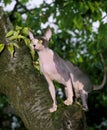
33, 47, 40, 51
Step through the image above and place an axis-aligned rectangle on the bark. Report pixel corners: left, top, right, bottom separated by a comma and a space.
0, 8, 88, 130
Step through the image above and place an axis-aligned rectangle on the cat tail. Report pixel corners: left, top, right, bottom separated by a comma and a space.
93, 53, 106, 90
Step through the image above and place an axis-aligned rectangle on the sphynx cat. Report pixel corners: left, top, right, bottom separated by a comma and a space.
28, 28, 106, 112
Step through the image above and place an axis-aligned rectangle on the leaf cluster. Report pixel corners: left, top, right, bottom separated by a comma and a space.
4, 26, 31, 57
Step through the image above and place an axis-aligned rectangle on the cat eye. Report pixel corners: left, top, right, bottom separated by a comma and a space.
38, 40, 43, 44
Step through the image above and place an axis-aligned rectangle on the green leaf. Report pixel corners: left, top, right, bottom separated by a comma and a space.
6, 30, 14, 37
0, 44, 5, 53
14, 31, 20, 37
24, 38, 30, 46
22, 27, 29, 36
78, 56, 83, 63
9, 35, 18, 41
14, 12, 22, 24
8, 44, 14, 57
34, 61, 40, 72
13, 43, 20, 48
17, 35, 25, 39
15, 26, 22, 31
88, 1, 95, 13
30, 47, 35, 60
73, 16, 83, 29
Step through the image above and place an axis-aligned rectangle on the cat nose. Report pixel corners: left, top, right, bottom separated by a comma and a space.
33, 44, 36, 47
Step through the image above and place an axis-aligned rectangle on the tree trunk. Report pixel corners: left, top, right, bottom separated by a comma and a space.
0, 8, 88, 130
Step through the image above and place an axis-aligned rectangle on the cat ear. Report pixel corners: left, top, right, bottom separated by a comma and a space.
43, 28, 52, 41
28, 30, 34, 40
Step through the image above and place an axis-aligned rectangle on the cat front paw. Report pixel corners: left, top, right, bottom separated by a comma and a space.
49, 105, 57, 113
64, 99, 73, 106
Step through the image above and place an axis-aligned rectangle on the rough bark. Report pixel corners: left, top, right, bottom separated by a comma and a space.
0, 8, 88, 130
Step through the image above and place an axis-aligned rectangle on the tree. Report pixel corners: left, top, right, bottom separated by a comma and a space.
0, 7, 88, 130
0, 0, 107, 129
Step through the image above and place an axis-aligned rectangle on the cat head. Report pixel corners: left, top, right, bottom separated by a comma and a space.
28, 28, 52, 51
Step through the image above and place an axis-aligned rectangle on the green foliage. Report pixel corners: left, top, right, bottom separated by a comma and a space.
0, 44, 5, 53
3, 0, 12, 6
7, 43, 14, 57
98, 23, 107, 49
20, 0, 28, 3
5, 26, 31, 57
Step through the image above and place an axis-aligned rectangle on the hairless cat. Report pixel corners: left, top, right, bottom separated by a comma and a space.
28, 28, 106, 112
